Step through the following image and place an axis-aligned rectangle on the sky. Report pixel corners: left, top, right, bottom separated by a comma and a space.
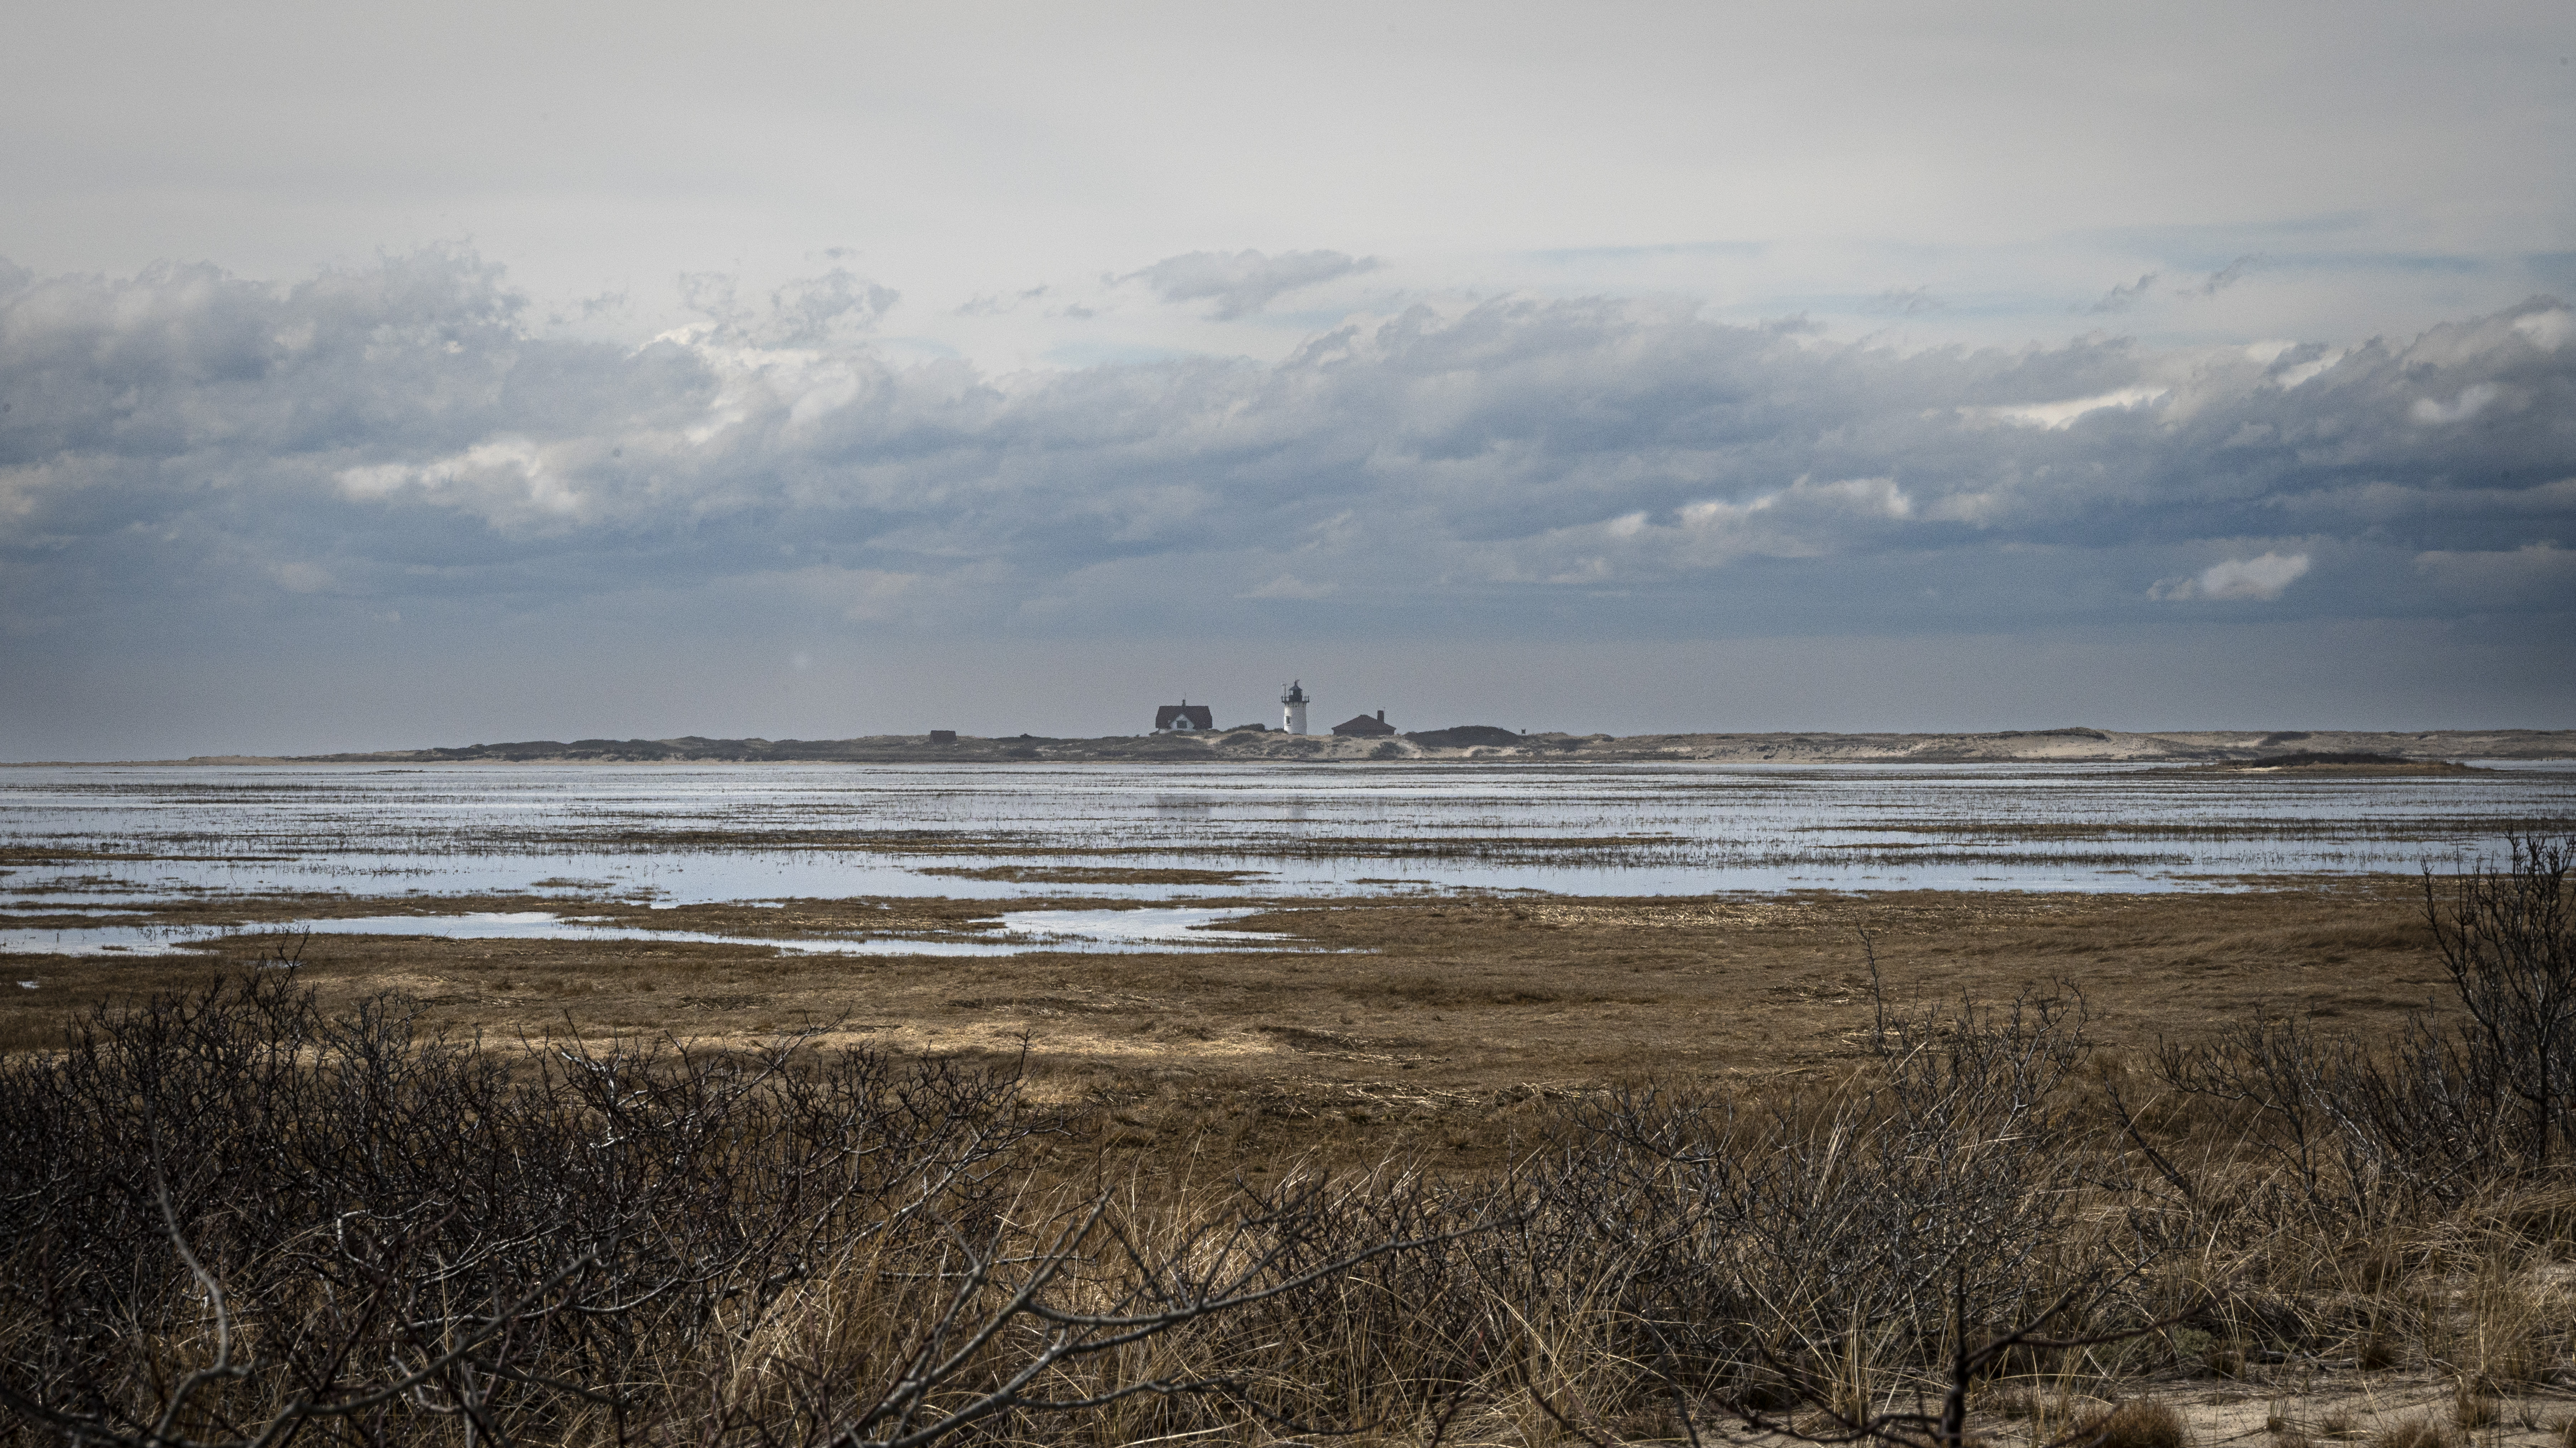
3, 1, 2573, 757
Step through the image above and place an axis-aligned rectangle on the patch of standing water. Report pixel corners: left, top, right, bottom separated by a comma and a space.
1, 760, 2569, 911
993, 907, 1289, 944
0, 908, 1310, 958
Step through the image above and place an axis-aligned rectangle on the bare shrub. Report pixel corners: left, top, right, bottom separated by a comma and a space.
0, 977, 1487, 1447
2424, 837, 2576, 1173
2154, 838, 2576, 1220
1511, 989, 2160, 1445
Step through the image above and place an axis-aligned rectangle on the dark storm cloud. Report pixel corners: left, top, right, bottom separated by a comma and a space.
3, 250, 2571, 651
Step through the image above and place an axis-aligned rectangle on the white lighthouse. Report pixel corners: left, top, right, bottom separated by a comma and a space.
1280, 680, 1310, 735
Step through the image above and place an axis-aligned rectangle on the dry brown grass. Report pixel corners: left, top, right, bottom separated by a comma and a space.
2089, 1399, 2192, 1448
0, 881, 2446, 1169
2379, 1418, 2457, 1448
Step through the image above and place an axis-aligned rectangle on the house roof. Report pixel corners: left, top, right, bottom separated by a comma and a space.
1330, 713, 1396, 737
1155, 704, 1214, 731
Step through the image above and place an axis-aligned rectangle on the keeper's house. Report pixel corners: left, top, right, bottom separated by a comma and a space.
1154, 703, 1214, 732
1330, 710, 1396, 737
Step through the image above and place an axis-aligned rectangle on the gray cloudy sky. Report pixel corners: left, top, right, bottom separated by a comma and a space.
4, 1, 2572, 757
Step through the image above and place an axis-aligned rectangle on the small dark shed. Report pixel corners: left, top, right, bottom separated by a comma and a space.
928, 730, 957, 744
1331, 710, 1396, 737
1155, 703, 1214, 732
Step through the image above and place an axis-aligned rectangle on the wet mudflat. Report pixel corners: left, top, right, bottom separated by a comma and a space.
3, 760, 2568, 921
2, 759, 2563, 1149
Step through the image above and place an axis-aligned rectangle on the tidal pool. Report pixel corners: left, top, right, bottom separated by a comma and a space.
0, 906, 1303, 958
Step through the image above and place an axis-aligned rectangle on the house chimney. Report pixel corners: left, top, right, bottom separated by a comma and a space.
1376, 709, 1384, 722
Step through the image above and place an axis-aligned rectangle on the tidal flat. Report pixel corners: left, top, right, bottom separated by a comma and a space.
4, 759, 2569, 1141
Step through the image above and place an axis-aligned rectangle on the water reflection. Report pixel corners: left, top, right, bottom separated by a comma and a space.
0, 907, 1308, 958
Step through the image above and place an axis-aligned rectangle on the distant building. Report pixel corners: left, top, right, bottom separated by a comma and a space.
928, 730, 957, 744
1155, 702, 1214, 732
1331, 710, 1396, 737
1280, 680, 1310, 735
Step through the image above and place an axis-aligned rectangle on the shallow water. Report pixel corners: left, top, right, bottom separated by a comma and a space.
0, 905, 1296, 959
2, 762, 2568, 924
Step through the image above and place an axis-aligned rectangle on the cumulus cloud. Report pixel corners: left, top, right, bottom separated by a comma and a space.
1123, 249, 1375, 319
0, 251, 2570, 654
2150, 551, 2312, 601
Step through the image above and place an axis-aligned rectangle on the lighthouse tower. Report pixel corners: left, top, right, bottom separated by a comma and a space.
1280, 680, 1310, 735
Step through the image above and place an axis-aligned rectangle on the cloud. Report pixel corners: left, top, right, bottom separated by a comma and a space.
2411, 382, 2503, 425
1123, 249, 1376, 319
760, 269, 899, 346
2088, 273, 2159, 313
1867, 288, 1941, 316
1962, 387, 2167, 430
2412, 542, 2576, 604
1, 251, 2570, 660
339, 436, 588, 528
956, 284, 1050, 318
2270, 346, 2345, 388
680, 267, 898, 346
1240, 573, 1335, 599
2185, 254, 2265, 297
2150, 551, 2312, 601
2514, 309, 2573, 352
